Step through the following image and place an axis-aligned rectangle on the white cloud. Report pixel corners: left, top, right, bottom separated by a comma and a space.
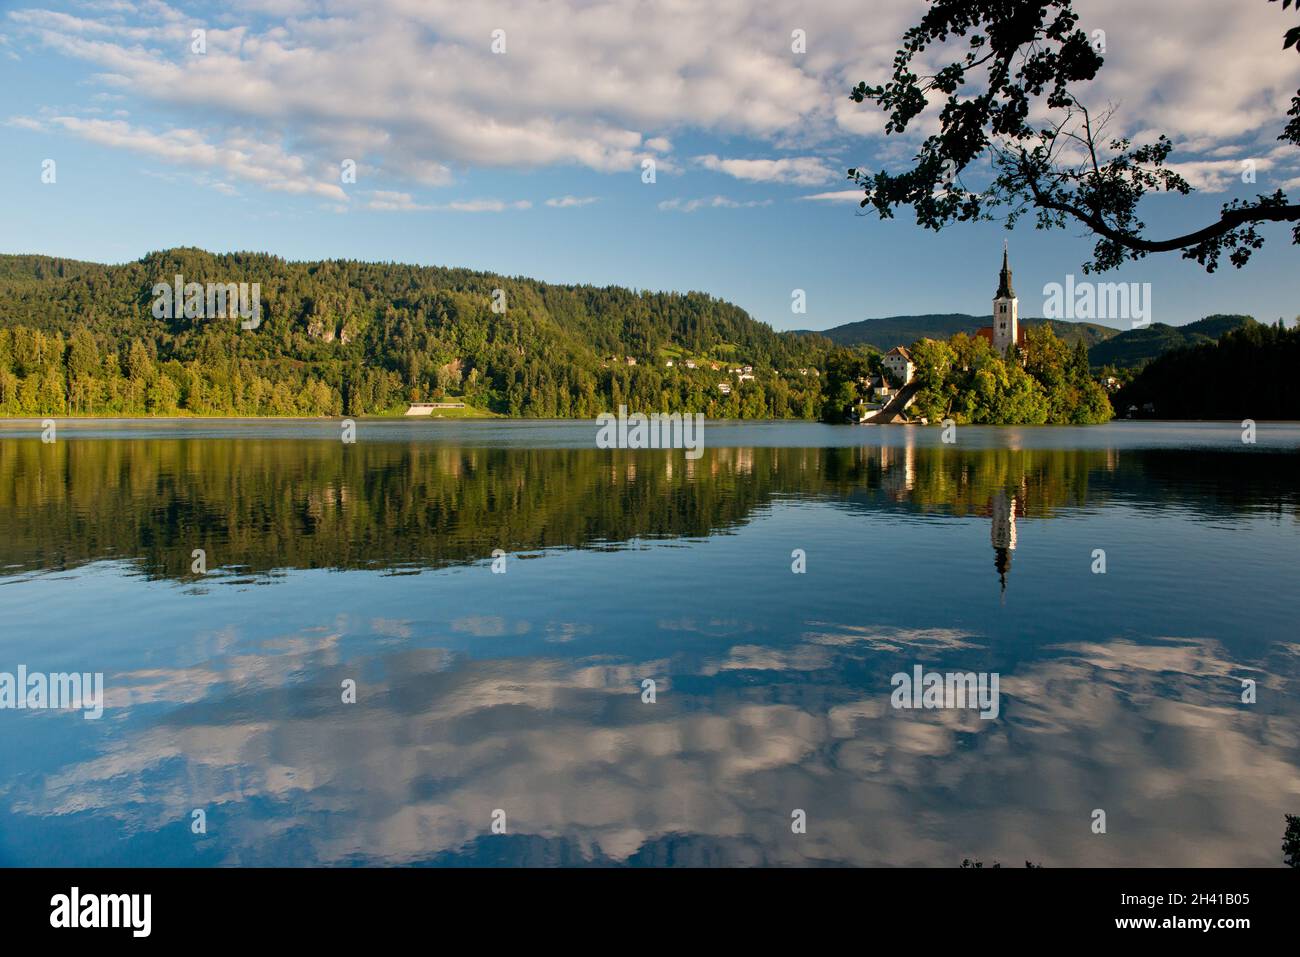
1167, 157, 1276, 193
658, 195, 773, 213
441, 199, 532, 213
800, 189, 863, 203
365, 193, 533, 213
15, 114, 346, 200
367, 190, 429, 211
6, 0, 1299, 199
545, 195, 599, 207
696, 154, 837, 185
387, 158, 454, 188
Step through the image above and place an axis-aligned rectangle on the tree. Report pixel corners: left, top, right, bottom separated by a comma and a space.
908, 337, 957, 422
66, 328, 99, 380
126, 339, 155, 385
849, 0, 1300, 272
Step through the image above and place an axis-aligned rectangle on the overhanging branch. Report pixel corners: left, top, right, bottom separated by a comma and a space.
1023, 174, 1300, 253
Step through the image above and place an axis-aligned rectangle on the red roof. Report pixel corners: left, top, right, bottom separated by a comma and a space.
975, 326, 1026, 347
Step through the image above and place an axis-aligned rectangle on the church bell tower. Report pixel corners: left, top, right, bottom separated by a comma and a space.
993, 241, 1018, 354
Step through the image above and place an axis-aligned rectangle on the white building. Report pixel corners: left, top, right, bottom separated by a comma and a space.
882, 346, 914, 387
404, 401, 467, 415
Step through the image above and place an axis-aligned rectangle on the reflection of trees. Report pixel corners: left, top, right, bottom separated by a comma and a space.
862, 446, 1100, 518
0, 439, 1296, 581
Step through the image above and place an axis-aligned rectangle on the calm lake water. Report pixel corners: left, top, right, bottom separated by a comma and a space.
0, 419, 1297, 866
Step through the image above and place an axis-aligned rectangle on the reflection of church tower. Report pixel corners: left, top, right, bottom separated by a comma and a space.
991, 489, 1017, 594
993, 241, 1018, 355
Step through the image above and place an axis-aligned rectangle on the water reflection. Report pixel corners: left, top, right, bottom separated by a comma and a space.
6, 622, 1297, 866
0, 429, 1298, 866
990, 490, 1018, 595
1, 437, 1297, 581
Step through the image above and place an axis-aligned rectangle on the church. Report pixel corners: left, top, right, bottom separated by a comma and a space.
975, 242, 1025, 353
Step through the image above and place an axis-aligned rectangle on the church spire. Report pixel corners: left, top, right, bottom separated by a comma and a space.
996, 240, 1015, 299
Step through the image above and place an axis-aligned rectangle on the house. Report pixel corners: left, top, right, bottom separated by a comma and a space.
625, 356, 637, 366
665, 359, 674, 367
737, 372, 755, 383
870, 374, 896, 400
404, 401, 467, 415
717, 382, 732, 395
882, 346, 914, 386
684, 360, 697, 369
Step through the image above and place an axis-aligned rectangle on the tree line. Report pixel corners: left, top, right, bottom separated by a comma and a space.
0, 249, 839, 419
1116, 321, 1300, 419
819, 325, 1114, 425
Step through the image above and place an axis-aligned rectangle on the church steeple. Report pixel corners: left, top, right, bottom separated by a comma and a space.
991, 240, 1019, 354
996, 240, 1015, 299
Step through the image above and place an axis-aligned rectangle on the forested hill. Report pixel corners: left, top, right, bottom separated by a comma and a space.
1086, 315, 1257, 370
0, 249, 837, 418
805, 312, 1261, 372
801, 313, 1118, 351
1115, 321, 1299, 419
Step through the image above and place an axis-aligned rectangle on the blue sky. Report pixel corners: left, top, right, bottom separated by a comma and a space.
2, 0, 1299, 333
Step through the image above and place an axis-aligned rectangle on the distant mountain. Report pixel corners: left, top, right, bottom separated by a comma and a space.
799, 313, 1119, 351
801, 312, 1260, 371
1087, 315, 1257, 370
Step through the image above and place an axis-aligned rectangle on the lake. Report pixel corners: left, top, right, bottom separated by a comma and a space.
0, 419, 1297, 866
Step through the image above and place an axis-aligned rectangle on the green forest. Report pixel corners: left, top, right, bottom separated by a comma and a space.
865, 326, 1114, 425
15, 247, 1266, 424
1116, 321, 1300, 419
0, 249, 838, 419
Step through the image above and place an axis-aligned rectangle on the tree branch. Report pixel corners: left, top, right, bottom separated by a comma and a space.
1023, 172, 1300, 252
